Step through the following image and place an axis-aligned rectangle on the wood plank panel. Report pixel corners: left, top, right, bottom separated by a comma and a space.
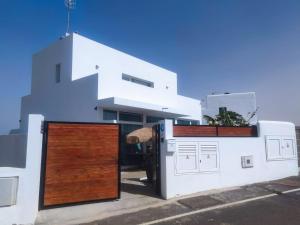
217, 126, 257, 137
173, 125, 258, 137
173, 125, 217, 137
42, 123, 119, 207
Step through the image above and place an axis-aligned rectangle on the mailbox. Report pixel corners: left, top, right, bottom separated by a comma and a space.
167, 139, 176, 153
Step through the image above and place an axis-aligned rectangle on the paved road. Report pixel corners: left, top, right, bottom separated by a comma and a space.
81, 177, 300, 225
156, 191, 300, 225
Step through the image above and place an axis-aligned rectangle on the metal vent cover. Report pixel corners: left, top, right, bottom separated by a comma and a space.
177, 143, 197, 154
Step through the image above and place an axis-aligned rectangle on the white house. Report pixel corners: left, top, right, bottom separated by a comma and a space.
0, 33, 298, 225
18, 33, 201, 134
16, 32, 202, 166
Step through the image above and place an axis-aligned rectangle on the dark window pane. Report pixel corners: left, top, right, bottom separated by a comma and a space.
55, 64, 61, 83
103, 110, 117, 120
119, 112, 143, 122
191, 120, 199, 125
146, 116, 163, 123
177, 120, 191, 125
122, 73, 154, 88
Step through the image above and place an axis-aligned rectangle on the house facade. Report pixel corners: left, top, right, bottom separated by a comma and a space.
1, 33, 298, 225
18, 33, 201, 165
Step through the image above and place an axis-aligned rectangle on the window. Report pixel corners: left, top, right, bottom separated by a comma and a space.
146, 116, 163, 123
55, 64, 61, 83
119, 112, 143, 122
122, 73, 154, 88
177, 120, 191, 125
191, 120, 200, 125
177, 120, 200, 125
103, 110, 117, 120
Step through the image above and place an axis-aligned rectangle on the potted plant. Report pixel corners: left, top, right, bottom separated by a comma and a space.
203, 107, 258, 137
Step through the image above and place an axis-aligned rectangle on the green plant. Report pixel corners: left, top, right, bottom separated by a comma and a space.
204, 107, 249, 126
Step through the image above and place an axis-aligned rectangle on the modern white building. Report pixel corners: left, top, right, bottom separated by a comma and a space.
16, 32, 201, 166
18, 33, 201, 132
1, 33, 298, 225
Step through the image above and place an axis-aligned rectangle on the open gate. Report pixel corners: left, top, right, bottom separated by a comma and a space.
152, 124, 161, 196
39, 122, 120, 209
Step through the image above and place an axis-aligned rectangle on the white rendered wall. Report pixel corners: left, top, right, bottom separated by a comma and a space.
18, 33, 201, 130
160, 120, 298, 199
202, 92, 257, 124
19, 35, 99, 132
72, 33, 201, 121
0, 114, 44, 225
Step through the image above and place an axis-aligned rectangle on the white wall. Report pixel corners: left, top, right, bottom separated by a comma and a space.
0, 115, 44, 225
19, 35, 99, 132
18, 33, 201, 131
160, 120, 298, 199
72, 33, 201, 121
202, 92, 257, 124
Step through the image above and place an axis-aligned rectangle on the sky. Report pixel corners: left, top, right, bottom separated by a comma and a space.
0, 0, 300, 134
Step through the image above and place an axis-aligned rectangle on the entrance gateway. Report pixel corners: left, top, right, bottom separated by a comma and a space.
39, 121, 161, 209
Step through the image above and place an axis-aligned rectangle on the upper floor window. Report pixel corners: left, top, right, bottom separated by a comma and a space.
55, 64, 61, 83
122, 73, 154, 88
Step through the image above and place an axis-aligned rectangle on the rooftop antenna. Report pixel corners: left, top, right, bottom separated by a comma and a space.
65, 0, 76, 35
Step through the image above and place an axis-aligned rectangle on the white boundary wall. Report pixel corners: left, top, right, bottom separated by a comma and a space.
0, 115, 44, 225
160, 120, 299, 199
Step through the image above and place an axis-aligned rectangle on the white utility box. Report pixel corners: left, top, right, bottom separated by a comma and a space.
167, 139, 176, 153
0, 177, 18, 207
241, 156, 254, 168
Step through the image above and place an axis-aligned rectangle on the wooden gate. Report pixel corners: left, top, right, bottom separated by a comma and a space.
39, 122, 120, 209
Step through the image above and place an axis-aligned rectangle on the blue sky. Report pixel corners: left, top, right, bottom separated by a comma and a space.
0, 0, 300, 134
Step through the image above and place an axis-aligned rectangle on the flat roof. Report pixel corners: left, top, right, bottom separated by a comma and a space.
98, 97, 187, 118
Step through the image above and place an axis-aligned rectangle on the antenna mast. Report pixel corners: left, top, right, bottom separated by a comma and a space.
65, 0, 76, 35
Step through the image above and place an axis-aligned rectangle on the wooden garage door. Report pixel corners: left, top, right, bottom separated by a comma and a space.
39, 122, 120, 209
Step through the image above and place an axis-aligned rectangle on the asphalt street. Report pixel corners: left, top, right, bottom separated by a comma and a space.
156, 191, 300, 225
81, 177, 300, 225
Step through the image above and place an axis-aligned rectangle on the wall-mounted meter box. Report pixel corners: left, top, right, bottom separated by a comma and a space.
167, 139, 176, 153
241, 155, 254, 168
0, 177, 18, 207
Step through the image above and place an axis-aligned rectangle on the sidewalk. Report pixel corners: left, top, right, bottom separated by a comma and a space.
79, 176, 300, 225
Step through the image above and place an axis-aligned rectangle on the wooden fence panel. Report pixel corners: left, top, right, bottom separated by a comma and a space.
40, 122, 120, 208
217, 126, 257, 137
173, 125, 257, 137
173, 126, 217, 137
